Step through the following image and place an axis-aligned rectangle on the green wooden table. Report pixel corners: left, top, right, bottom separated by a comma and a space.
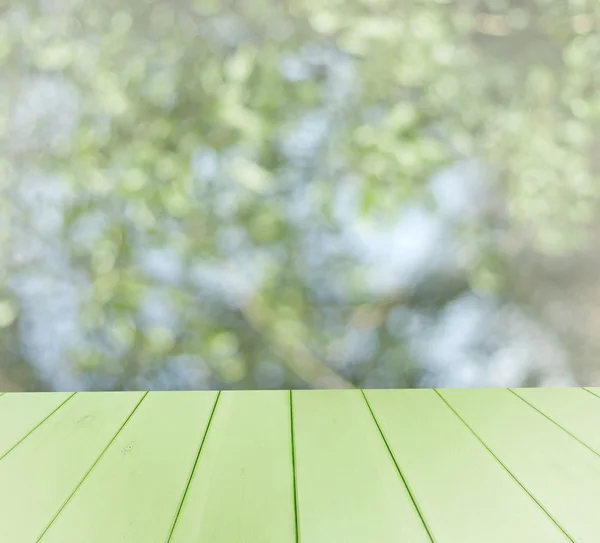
0, 388, 599, 542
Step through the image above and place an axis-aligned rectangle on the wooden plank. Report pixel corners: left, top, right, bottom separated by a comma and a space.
39, 391, 218, 543
514, 387, 600, 455
292, 390, 431, 543
169, 390, 296, 543
440, 388, 600, 542
0, 391, 144, 543
0, 392, 73, 459
584, 388, 600, 408
365, 389, 569, 542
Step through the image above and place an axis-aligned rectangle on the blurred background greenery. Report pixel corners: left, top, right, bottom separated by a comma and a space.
0, 0, 599, 391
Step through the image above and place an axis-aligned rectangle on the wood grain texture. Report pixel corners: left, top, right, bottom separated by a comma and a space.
169, 390, 296, 543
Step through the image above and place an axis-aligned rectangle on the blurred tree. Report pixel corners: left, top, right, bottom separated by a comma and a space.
0, 0, 598, 390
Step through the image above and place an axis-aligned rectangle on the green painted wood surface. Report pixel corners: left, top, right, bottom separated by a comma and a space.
0, 392, 143, 543
515, 387, 600, 455
170, 390, 296, 543
0, 388, 599, 542
292, 390, 431, 543
440, 388, 600, 542
0, 392, 72, 459
365, 389, 570, 542
39, 391, 218, 543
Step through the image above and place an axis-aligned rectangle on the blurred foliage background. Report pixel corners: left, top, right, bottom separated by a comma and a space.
0, 0, 599, 391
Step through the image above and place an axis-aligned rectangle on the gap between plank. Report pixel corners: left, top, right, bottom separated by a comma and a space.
360, 389, 436, 543
165, 391, 222, 543
0, 392, 76, 464
34, 391, 149, 543
289, 390, 300, 543
509, 388, 600, 461
582, 387, 600, 401
433, 389, 576, 543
